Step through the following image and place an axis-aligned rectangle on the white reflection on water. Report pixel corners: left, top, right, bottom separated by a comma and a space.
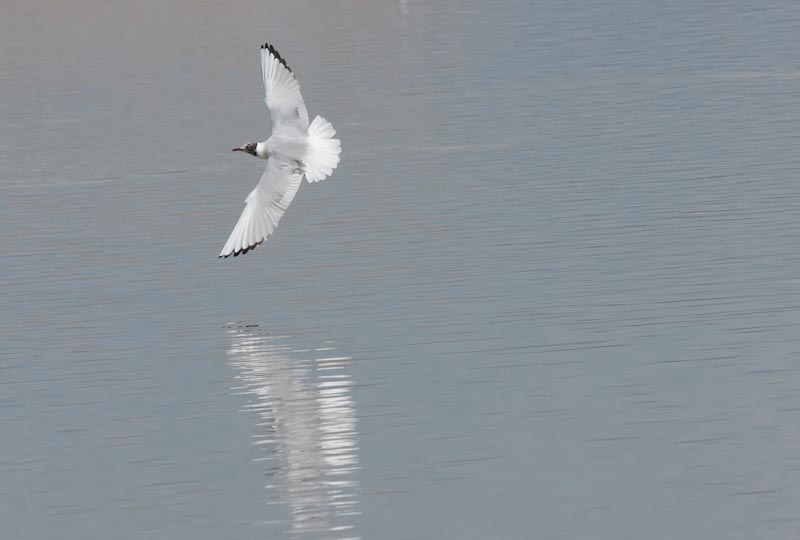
227, 325, 360, 540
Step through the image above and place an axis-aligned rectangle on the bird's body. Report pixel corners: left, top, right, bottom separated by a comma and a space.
263, 135, 307, 164
219, 43, 341, 258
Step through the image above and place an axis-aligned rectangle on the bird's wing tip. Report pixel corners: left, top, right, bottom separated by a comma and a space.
218, 239, 265, 259
260, 41, 292, 73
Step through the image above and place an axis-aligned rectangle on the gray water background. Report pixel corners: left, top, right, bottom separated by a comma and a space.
2, 1, 800, 538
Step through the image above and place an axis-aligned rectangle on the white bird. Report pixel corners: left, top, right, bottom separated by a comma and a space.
220, 43, 341, 258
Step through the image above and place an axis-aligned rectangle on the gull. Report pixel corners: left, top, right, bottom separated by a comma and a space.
220, 43, 341, 258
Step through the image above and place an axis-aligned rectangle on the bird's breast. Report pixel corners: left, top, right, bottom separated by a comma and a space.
265, 135, 308, 163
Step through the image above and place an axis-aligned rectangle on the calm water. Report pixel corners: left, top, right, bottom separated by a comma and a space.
2, 1, 800, 538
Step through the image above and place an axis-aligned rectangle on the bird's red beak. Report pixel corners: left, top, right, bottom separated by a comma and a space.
232, 147, 244, 152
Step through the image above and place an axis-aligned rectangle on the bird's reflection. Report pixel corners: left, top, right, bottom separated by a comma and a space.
227, 324, 360, 540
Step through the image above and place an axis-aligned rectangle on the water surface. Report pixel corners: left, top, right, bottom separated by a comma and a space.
2, 1, 800, 539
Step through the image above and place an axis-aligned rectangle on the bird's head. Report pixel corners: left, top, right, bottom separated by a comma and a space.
232, 142, 258, 157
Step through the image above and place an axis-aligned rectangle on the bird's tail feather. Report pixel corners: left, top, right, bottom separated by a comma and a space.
304, 116, 341, 183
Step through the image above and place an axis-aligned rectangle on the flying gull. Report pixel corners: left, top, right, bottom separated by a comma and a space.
220, 43, 341, 258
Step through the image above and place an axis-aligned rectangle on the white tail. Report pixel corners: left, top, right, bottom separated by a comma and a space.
304, 115, 341, 183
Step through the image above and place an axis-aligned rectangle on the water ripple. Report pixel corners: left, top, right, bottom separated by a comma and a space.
227, 325, 361, 540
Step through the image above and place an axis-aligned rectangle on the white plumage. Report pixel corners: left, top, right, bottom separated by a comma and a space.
220, 43, 341, 258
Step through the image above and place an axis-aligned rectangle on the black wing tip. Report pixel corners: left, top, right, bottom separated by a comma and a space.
260, 41, 292, 73
219, 239, 266, 259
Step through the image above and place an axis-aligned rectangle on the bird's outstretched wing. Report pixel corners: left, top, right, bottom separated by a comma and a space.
261, 43, 309, 137
219, 157, 303, 258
